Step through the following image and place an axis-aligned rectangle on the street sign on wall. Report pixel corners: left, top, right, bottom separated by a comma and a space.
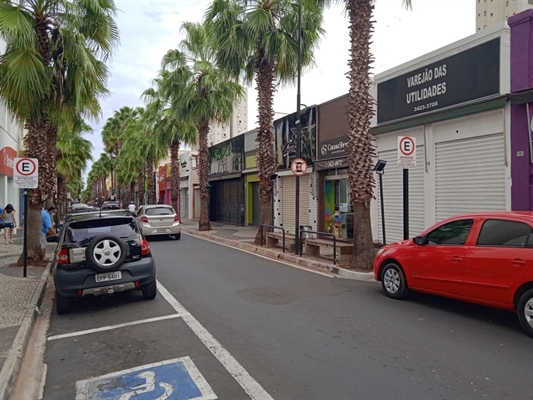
397, 137, 416, 168
13, 157, 38, 188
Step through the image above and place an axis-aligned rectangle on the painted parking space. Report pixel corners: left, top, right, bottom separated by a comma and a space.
75, 357, 216, 400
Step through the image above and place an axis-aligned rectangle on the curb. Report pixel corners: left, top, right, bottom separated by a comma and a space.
181, 227, 374, 282
0, 262, 52, 400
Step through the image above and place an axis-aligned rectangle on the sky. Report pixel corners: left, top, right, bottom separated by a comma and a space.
84, 0, 476, 171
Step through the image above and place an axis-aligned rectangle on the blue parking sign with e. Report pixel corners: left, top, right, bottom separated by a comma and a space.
75, 357, 217, 400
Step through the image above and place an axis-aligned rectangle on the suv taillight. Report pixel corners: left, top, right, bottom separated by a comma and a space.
57, 248, 69, 265
141, 239, 150, 256
141, 216, 148, 223
174, 215, 180, 222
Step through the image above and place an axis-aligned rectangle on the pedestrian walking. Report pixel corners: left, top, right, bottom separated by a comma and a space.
1, 204, 17, 244
41, 207, 57, 261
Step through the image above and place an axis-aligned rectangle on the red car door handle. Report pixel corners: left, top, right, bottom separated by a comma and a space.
512, 259, 526, 266
451, 256, 463, 263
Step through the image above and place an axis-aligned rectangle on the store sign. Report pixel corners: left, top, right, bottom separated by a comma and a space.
314, 157, 349, 171
318, 136, 349, 160
377, 38, 500, 124
0, 146, 17, 177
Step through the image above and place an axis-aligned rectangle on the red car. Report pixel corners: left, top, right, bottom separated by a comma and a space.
374, 212, 533, 337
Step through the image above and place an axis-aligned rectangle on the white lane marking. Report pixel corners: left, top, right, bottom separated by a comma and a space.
157, 280, 274, 400
47, 313, 188, 341
183, 232, 334, 278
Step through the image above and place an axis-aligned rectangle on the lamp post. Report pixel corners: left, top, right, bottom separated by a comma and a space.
373, 160, 387, 245
294, 0, 302, 255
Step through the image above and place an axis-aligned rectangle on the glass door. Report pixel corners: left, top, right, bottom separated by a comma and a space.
324, 177, 353, 240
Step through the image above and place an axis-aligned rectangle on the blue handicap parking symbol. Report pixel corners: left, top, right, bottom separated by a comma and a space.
75, 357, 217, 400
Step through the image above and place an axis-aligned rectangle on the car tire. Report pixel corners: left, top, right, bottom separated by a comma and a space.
517, 288, 533, 338
172, 233, 181, 240
142, 280, 157, 300
86, 235, 127, 273
56, 292, 72, 315
381, 262, 409, 299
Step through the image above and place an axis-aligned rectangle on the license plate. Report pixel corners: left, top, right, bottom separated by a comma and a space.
95, 271, 122, 283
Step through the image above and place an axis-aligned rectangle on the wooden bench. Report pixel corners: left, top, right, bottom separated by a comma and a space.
265, 232, 297, 252
304, 238, 353, 263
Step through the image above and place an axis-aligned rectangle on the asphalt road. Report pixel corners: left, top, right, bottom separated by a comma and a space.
43, 233, 533, 400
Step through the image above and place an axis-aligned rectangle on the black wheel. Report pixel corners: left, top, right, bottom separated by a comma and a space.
172, 233, 181, 240
85, 235, 127, 273
56, 292, 72, 315
381, 262, 409, 299
517, 288, 533, 338
142, 280, 157, 300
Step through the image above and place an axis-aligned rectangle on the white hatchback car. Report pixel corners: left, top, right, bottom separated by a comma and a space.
136, 205, 181, 240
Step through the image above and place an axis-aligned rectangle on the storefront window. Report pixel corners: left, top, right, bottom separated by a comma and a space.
324, 177, 353, 240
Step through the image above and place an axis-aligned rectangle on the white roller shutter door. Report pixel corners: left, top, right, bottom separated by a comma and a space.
435, 133, 505, 221
376, 146, 425, 243
281, 175, 310, 234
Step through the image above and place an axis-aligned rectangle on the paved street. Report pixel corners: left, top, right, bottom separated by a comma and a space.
42, 233, 532, 400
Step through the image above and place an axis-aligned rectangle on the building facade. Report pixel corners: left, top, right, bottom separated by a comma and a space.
371, 24, 512, 243
476, 0, 533, 31
207, 89, 249, 147
0, 38, 22, 218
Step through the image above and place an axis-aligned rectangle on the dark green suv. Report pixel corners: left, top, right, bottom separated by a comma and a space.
53, 211, 157, 314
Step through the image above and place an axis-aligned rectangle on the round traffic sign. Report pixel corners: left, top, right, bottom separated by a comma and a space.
399, 137, 415, 156
15, 158, 37, 176
291, 158, 308, 176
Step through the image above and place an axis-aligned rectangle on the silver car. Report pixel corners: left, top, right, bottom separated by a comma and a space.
136, 205, 181, 240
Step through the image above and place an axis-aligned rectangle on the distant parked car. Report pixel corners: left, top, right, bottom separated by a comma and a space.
101, 201, 121, 210
374, 212, 533, 337
67, 203, 96, 214
53, 211, 157, 314
136, 205, 181, 240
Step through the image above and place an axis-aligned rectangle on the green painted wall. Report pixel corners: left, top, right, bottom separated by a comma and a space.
245, 174, 260, 224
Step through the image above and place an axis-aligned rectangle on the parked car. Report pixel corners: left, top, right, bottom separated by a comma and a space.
136, 205, 181, 240
101, 201, 121, 210
67, 203, 97, 214
53, 211, 157, 314
374, 212, 533, 337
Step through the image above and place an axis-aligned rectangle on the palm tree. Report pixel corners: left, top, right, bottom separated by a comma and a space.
142, 74, 198, 215
56, 120, 93, 218
206, 0, 324, 243
0, 0, 118, 261
159, 21, 243, 231
309, 0, 411, 271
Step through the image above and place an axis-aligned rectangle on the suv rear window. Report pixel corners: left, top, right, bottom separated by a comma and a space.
66, 218, 139, 245
145, 207, 175, 216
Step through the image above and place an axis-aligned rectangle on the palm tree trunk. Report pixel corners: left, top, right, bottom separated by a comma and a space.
170, 138, 181, 218
137, 172, 145, 206
16, 118, 58, 264
198, 119, 211, 231
346, 0, 376, 271
254, 58, 276, 244
147, 156, 155, 204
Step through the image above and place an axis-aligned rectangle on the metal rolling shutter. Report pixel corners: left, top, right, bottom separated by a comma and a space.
179, 189, 187, 218
281, 175, 310, 234
376, 146, 425, 243
435, 133, 505, 221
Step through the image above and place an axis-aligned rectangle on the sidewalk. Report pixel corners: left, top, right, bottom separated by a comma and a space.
0, 220, 373, 400
180, 219, 374, 281
0, 232, 52, 400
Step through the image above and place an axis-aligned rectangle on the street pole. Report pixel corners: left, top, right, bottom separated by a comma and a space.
378, 172, 386, 245
294, 0, 302, 255
23, 189, 28, 278
403, 168, 409, 240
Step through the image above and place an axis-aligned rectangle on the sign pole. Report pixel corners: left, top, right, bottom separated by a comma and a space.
403, 169, 409, 240
294, 0, 302, 255
379, 173, 386, 245
23, 190, 28, 278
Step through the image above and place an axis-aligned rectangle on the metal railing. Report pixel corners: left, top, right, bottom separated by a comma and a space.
260, 224, 287, 253
298, 228, 339, 265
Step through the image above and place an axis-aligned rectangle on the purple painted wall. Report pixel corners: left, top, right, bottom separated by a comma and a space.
509, 10, 533, 211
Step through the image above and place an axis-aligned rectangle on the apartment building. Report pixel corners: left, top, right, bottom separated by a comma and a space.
476, 0, 533, 30
207, 88, 249, 147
